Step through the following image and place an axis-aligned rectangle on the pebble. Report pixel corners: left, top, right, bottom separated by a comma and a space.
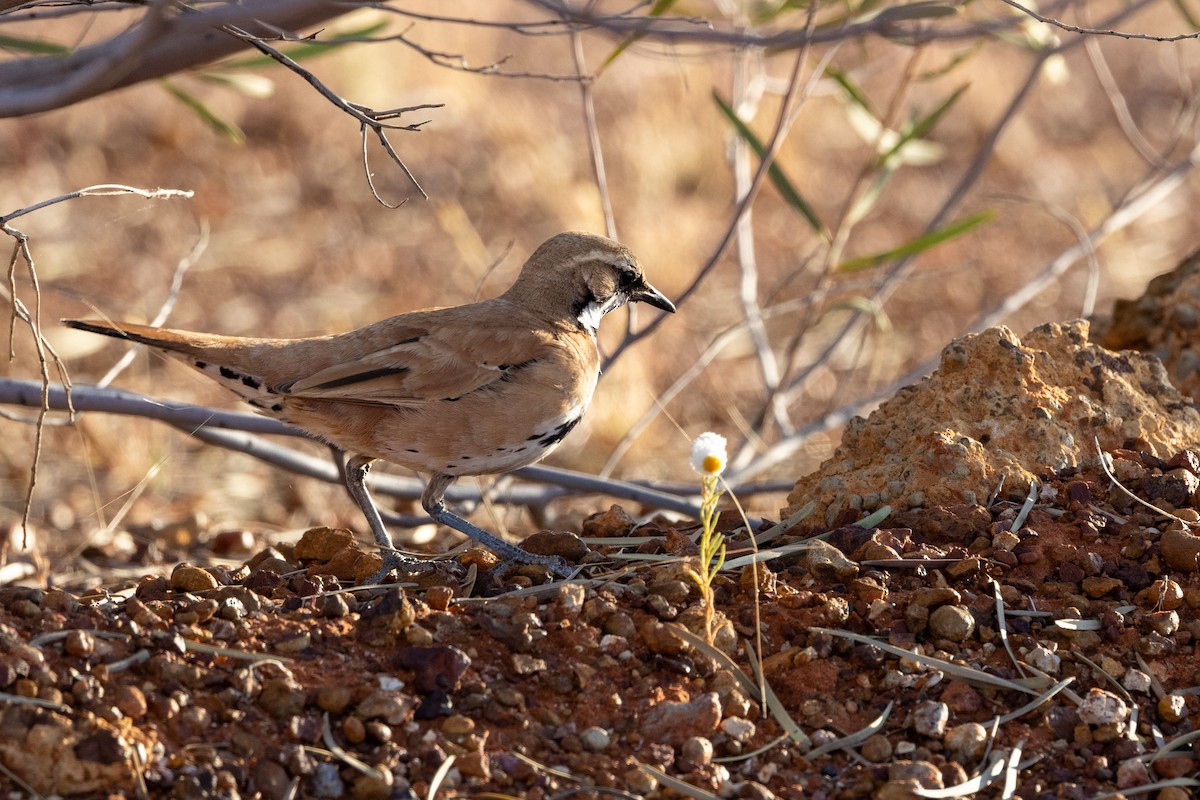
1116, 757, 1151, 789
681, 736, 713, 766
927, 606, 974, 641
351, 768, 394, 800
170, 564, 218, 592
861, 733, 893, 762
63, 630, 94, 658
1078, 689, 1129, 727
720, 717, 755, 742
1026, 644, 1060, 674
580, 726, 610, 752
1121, 669, 1152, 694
1158, 694, 1188, 723
357, 690, 417, 726
113, 685, 147, 719
943, 723, 987, 760
911, 701, 949, 737
311, 762, 345, 798
294, 527, 356, 562
641, 693, 720, 744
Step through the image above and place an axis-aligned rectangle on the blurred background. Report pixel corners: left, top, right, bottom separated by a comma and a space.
2, 0, 1199, 576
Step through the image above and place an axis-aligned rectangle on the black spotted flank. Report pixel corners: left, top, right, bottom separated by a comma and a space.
271, 403, 284, 412
538, 416, 581, 447
241, 375, 261, 390
219, 367, 238, 380
194, 360, 207, 370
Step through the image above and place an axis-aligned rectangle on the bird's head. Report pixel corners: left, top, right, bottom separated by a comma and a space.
506, 231, 675, 334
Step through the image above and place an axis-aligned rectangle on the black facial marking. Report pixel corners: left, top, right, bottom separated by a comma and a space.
313, 366, 409, 391
538, 416, 581, 447
271, 403, 284, 412
406, 448, 419, 454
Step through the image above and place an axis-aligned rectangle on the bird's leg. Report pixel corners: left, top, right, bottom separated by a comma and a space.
345, 454, 434, 582
422, 473, 573, 579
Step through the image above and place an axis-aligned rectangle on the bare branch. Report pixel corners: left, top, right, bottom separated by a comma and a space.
1000, 0, 1200, 42
0, 0, 365, 117
0, 379, 708, 518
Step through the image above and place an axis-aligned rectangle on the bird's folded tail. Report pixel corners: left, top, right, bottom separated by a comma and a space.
62, 318, 283, 407
63, 319, 209, 355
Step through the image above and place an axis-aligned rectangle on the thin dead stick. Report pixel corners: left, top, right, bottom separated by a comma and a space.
98, 222, 209, 388
220, 23, 437, 202
1000, 0, 1200, 42
1, 184, 192, 548
571, 30, 615, 239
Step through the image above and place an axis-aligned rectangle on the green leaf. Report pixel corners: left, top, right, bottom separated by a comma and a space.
877, 83, 968, 167
600, 0, 678, 71
836, 210, 994, 272
160, 79, 245, 144
874, 2, 960, 24
0, 34, 70, 55
825, 65, 875, 117
220, 22, 390, 70
712, 91, 827, 238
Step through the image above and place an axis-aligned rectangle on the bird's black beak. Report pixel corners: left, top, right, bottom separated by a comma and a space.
632, 280, 676, 313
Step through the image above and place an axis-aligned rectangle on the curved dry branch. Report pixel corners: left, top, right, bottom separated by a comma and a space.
0, 0, 365, 117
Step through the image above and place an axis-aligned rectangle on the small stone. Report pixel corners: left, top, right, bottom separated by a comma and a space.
1135, 578, 1184, 610
519, 530, 589, 561
63, 630, 95, 658
1116, 757, 1151, 789
641, 693, 720, 745
251, 760, 291, 800
927, 606, 975, 642
581, 505, 635, 538
441, 715, 475, 738
170, 564, 218, 592
343, 716, 366, 744
680, 736, 713, 767
1161, 528, 1200, 571
861, 733, 893, 762
721, 717, 756, 742
294, 527, 357, 562
1122, 669, 1152, 694
802, 539, 860, 581
273, 632, 311, 654
351, 768, 394, 800
911, 701, 949, 737
1158, 694, 1188, 723
1153, 755, 1196, 780
113, 685, 147, 719
356, 691, 416, 725
258, 677, 307, 719
316, 686, 353, 714
1142, 610, 1180, 636
1081, 576, 1122, 598
456, 752, 491, 780
311, 762, 345, 798
1026, 644, 1060, 674
425, 585, 454, 611
991, 530, 1020, 551
639, 620, 689, 656
580, 726, 610, 752
1078, 689, 1129, 726
943, 723, 987, 761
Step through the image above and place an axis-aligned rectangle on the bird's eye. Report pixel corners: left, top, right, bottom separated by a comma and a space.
617, 269, 638, 288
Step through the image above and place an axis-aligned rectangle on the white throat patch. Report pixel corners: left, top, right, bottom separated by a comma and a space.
577, 293, 626, 335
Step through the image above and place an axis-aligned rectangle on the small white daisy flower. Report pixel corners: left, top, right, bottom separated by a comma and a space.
690, 432, 728, 476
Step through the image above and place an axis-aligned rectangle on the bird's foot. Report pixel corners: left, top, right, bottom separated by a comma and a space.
493, 551, 574, 581
364, 550, 439, 586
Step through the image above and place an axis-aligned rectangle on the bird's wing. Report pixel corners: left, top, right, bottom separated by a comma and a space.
278, 321, 554, 406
